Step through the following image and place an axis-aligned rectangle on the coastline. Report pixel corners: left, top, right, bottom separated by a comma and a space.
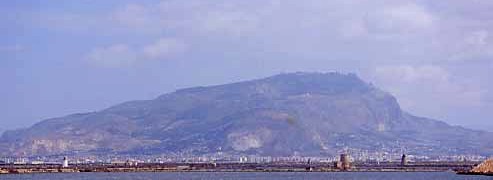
0, 162, 477, 175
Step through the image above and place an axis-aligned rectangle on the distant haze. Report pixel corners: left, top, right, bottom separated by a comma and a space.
2, 0, 493, 132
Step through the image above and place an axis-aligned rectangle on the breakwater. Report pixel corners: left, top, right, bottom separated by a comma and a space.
0, 161, 477, 174
457, 159, 493, 176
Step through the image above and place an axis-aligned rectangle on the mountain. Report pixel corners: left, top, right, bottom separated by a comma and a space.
1, 72, 492, 157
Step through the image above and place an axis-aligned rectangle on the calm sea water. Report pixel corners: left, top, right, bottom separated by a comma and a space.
0, 172, 491, 180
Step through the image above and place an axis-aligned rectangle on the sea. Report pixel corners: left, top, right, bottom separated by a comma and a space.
0, 172, 491, 180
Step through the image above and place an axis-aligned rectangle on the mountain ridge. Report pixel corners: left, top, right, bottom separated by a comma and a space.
1, 72, 492, 157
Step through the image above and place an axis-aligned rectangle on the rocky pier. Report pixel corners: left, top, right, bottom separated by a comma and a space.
0, 161, 478, 175
457, 159, 493, 176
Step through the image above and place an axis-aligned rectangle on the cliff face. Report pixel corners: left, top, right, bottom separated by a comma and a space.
1, 72, 492, 157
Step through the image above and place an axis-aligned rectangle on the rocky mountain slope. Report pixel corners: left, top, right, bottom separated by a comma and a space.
1, 72, 492, 157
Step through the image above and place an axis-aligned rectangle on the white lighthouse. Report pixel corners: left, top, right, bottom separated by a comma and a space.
62, 157, 69, 168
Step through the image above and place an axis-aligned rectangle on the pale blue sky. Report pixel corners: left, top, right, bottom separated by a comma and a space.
2, 0, 493, 132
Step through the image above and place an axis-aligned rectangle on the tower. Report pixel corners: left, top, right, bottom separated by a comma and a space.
401, 154, 407, 166
339, 154, 351, 170
62, 156, 69, 168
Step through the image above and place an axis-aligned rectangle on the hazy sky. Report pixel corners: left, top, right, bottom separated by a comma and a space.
2, 0, 493, 132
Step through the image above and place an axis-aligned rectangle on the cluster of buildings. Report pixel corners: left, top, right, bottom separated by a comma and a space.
0, 153, 489, 167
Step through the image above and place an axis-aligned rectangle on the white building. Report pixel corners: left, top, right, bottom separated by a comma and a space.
239, 156, 248, 163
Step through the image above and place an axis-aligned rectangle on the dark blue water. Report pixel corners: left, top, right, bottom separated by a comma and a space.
1, 172, 491, 180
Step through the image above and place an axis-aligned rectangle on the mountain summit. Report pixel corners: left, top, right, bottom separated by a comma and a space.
1, 72, 492, 157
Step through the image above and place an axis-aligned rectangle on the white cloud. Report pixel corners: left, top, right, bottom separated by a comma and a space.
87, 38, 187, 67
449, 30, 493, 61
202, 11, 259, 36
143, 38, 187, 59
382, 3, 434, 30
372, 65, 485, 119
109, 0, 263, 36
465, 30, 489, 46
364, 3, 436, 36
87, 44, 138, 68
110, 3, 163, 34
111, 4, 152, 27
375, 65, 448, 83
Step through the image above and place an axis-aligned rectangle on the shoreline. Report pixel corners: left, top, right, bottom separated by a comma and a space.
0, 169, 457, 175
0, 162, 477, 175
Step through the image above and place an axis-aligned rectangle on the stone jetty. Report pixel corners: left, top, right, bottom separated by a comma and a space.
471, 159, 493, 174
0, 161, 478, 175
458, 159, 493, 176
